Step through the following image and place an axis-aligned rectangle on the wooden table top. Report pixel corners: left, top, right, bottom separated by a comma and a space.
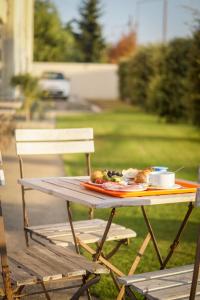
18, 176, 198, 209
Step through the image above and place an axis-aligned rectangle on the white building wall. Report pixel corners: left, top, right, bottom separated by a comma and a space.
0, 0, 33, 98
32, 62, 119, 100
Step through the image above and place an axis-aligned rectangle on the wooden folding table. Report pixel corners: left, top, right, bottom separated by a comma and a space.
19, 176, 199, 299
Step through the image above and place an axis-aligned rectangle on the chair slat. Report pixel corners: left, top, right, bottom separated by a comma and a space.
16, 141, 94, 155
119, 265, 194, 285
26, 219, 137, 246
147, 281, 200, 300
15, 128, 93, 142
132, 271, 194, 293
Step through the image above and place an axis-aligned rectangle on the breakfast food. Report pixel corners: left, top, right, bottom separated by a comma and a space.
90, 169, 123, 184
134, 168, 153, 184
122, 168, 139, 180
90, 170, 104, 182
91, 167, 154, 185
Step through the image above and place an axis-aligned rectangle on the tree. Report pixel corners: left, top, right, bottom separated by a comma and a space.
34, 0, 80, 62
187, 19, 200, 126
108, 31, 137, 63
76, 0, 105, 62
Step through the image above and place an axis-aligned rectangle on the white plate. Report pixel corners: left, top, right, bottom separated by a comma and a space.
88, 181, 104, 186
102, 182, 147, 192
148, 184, 181, 190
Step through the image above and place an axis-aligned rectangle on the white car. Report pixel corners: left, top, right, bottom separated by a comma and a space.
39, 72, 70, 99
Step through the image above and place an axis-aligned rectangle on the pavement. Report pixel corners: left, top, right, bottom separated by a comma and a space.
1, 137, 96, 299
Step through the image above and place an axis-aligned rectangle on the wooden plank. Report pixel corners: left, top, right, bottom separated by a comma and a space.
26, 219, 105, 231
32, 221, 124, 235
133, 271, 194, 293
43, 178, 110, 200
15, 128, 93, 142
47, 229, 136, 245
146, 282, 200, 300
19, 177, 196, 209
16, 141, 94, 155
119, 265, 194, 285
9, 252, 65, 282
8, 260, 37, 286
25, 246, 86, 278
19, 178, 111, 208
37, 243, 108, 275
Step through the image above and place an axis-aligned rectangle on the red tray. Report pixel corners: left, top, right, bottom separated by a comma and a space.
81, 180, 199, 198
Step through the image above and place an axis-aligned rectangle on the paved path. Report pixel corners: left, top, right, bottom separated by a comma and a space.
1, 140, 95, 299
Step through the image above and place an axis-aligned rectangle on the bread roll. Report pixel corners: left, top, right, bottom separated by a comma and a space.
135, 168, 153, 184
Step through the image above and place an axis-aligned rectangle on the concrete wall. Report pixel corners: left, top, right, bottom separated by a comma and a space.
32, 62, 119, 100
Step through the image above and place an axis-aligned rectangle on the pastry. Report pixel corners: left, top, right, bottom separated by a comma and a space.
134, 168, 153, 184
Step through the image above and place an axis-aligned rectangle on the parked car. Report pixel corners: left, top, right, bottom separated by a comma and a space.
39, 72, 70, 99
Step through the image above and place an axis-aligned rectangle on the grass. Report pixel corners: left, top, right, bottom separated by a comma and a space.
57, 102, 200, 299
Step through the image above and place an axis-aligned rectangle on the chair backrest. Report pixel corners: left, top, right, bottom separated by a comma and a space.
15, 128, 94, 156
15, 128, 95, 224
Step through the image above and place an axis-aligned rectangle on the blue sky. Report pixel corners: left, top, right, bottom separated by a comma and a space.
52, 0, 200, 44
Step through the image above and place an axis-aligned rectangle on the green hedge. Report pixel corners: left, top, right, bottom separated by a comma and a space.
118, 20, 200, 125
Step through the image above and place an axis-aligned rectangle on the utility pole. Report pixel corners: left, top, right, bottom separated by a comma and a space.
135, 0, 168, 44
162, 0, 168, 43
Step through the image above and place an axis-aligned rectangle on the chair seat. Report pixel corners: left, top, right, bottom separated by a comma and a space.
26, 218, 137, 247
8, 243, 108, 287
119, 265, 200, 300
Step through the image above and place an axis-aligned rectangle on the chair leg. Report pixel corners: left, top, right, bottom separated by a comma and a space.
40, 282, 51, 300
71, 275, 100, 300
125, 286, 138, 300
82, 275, 92, 300
14, 285, 24, 299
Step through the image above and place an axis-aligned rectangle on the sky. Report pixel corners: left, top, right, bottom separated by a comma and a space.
52, 0, 200, 44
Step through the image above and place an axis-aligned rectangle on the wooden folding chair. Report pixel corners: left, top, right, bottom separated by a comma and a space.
0, 151, 108, 300
15, 128, 136, 254
118, 188, 200, 300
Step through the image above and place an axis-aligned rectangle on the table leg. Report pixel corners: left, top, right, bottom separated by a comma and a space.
141, 206, 163, 267
93, 208, 116, 261
66, 201, 80, 254
161, 202, 194, 269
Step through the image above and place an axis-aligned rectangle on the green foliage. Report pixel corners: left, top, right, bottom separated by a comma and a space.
152, 38, 191, 122
11, 74, 40, 120
117, 60, 130, 101
76, 0, 106, 62
34, 0, 81, 62
119, 46, 157, 107
128, 46, 154, 107
187, 20, 200, 126
118, 34, 200, 125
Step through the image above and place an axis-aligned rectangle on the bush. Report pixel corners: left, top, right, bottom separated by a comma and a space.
128, 46, 154, 107
119, 38, 194, 123
11, 74, 41, 121
153, 38, 191, 122
118, 60, 130, 101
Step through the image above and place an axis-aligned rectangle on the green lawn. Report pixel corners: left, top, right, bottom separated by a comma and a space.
57, 102, 200, 299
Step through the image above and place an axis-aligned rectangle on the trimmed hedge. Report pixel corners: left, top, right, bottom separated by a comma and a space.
118, 21, 200, 125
